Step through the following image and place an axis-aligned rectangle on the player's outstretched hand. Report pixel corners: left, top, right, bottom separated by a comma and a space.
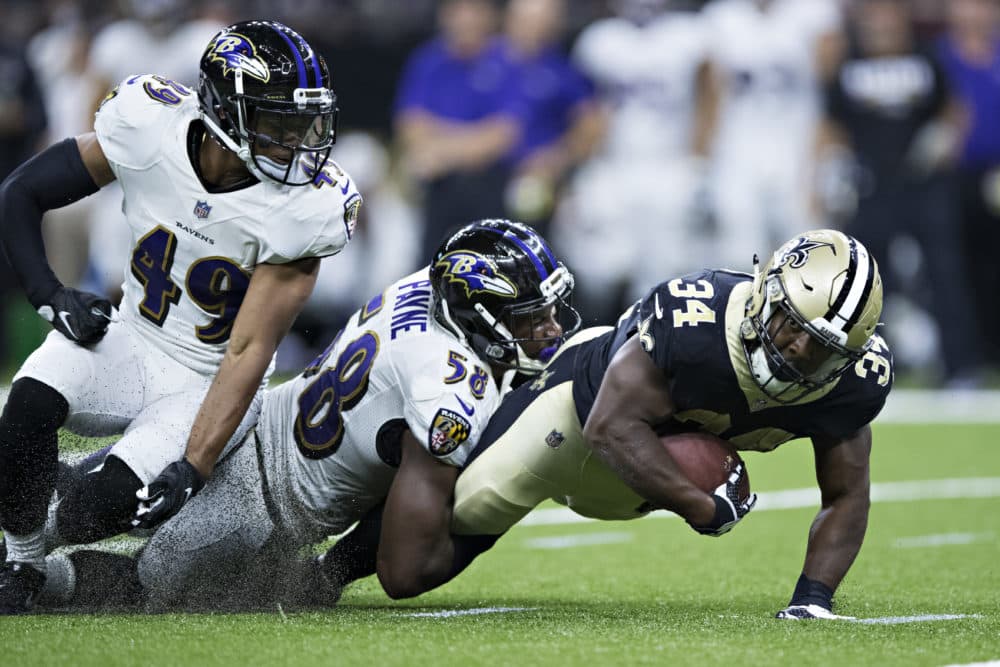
37, 286, 114, 345
691, 463, 757, 536
776, 604, 855, 620
132, 458, 205, 530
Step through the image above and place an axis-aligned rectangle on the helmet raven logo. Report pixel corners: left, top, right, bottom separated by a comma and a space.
776, 237, 835, 269
435, 251, 518, 299
207, 33, 270, 83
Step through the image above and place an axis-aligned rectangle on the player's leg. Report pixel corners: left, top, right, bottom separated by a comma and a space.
136, 435, 274, 610
0, 324, 142, 613
38, 550, 144, 611
53, 371, 263, 547
452, 337, 595, 537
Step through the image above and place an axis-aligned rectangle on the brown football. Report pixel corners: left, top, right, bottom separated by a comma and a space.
660, 431, 751, 500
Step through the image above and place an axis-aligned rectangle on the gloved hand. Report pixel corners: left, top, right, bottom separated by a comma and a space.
132, 458, 205, 530
776, 604, 854, 620
37, 286, 114, 345
691, 462, 757, 536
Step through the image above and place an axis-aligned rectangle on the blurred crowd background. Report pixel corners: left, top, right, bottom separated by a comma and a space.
1, 0, 997, 387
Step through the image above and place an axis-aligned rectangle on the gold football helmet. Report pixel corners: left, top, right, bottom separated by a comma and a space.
740, 229, 883, 402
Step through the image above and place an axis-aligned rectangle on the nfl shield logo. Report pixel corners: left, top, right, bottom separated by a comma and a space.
194, 200, 211, 219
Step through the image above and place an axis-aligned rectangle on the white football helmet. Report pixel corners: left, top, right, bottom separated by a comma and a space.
740, 229, 883, 403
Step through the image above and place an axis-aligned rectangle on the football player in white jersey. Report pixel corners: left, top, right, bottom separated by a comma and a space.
0, 20, 360, 613
555, 0, 718, 323
34, 220, 578, 611
704, 0, 843, 269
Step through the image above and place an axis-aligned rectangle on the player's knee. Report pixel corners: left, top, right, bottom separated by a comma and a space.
0, 377, 68, 444
56, 455, 142, 544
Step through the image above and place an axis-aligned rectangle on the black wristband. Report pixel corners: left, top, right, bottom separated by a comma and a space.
0, 138, 100, 307
789, 573, 835, 608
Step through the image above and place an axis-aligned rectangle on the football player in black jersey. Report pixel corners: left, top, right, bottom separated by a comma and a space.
356, 228, 892, 620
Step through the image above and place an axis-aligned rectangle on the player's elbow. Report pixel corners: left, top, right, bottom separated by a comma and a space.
376, 560, 428, 600
582, 414, 619, 462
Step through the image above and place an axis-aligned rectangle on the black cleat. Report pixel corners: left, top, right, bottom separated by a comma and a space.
0, 561, 46, 614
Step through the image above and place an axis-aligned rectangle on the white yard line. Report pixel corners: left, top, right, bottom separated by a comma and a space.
399, 607, 537, 618
893, 532, 994, 548
880, 389, 1000, 423
940, 662, 1000, 667
521, 477, 1000, 527
524, 532, 633, 550
849, 614, 982, 625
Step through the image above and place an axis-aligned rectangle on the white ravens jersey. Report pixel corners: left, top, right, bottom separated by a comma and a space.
94, 74, 360, 377
259, 269, 503, 542
572, 12, 709, 161
705, 0, 840, 161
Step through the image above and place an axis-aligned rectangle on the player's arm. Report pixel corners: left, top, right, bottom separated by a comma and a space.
396, 111, 520, 179
777, 425, 871, 619
185, 258, 320, 477
0, 133, 115, 343
133, 258, 320, 529
377, 429, 459, 599
583, 336, 717, 526
377, 430, 498, 599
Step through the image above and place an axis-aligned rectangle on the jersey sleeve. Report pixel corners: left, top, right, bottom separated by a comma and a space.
395, 341, 500, 468
635, 282, 677, 373
93, 74, 191, 172
257, 161, 362, 264
817, 334, 894, 440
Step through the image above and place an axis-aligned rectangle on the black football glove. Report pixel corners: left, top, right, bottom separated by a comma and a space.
132, 458, 205, 530
37, 286, 113, 345
690, 462, 757, 536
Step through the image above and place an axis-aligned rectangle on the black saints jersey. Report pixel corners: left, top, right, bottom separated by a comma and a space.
572, 270, 893, 451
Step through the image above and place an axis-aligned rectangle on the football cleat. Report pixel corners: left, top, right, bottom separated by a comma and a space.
0, 561, 46, 614
776, 604, 854, 620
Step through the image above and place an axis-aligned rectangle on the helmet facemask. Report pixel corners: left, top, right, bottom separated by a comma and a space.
470, 264, 581, 374
744, 273, 870, 403
207, 69, 337, 186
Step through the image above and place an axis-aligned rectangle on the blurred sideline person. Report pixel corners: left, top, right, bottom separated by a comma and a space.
822, 0, 983, 385
82, 0, 230, 304
554, 0, 719, 325
0, 20, 359, 614
329, 230, 893, 621
936, 0, 1000, 369
34, 220, 579, 611
497, 0, 603, 237
0, 10, 47, 372
394, 0, 526, 264
704, 0, 843, 270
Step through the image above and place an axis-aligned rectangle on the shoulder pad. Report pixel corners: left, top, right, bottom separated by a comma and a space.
94, 74, 196, 170
260, 161, 362, 263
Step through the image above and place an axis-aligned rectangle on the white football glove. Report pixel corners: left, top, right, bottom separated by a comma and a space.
776, 604, 855, 620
